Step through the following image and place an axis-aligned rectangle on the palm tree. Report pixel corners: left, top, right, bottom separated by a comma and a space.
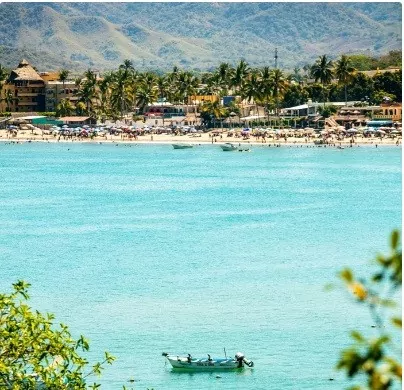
84, 69, 97, 85
75, 101, 87, 116
96, 72, 113, 121
0, 64, 9, 105
176, 71, 199, 105
230, 59, 250, 95
215, 62, 233, 94
200, 100, 227, 129
77, 70, 97, 114
259, 66, 273, 120
2, 90, 18, 111
56, 98, 74, 117
291, 67, 303, 83
241, 72, 262, 119
58, 69, 70, 95
203, 73, 225, 96
118, 60, 135, 118
119, 59, 134, 75
311, 55, 334, 106
109, 69, 132, 119
334, 55, 355, 106
269, 69, 287, 116
135, 76, 158, 114
157, 75, 168, 102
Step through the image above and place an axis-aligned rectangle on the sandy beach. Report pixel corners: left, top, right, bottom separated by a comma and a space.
0, 129, 401, 146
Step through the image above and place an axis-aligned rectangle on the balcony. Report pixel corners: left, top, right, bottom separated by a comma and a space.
372, 114, 401, 121
18, 102, 37, 106
334, 115, 366, 121
18, 92, 38, 97
373, 114, 393, 119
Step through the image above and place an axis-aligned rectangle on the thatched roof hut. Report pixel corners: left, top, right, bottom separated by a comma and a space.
8, 59, 44, 83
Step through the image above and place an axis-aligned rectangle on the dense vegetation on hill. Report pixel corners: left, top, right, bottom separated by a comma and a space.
346, 51, 402, 71
0, 2, 401, 72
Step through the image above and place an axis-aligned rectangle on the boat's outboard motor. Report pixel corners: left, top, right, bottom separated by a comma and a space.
235, 352, 254, 368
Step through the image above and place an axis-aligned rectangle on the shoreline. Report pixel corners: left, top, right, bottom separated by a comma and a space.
0, 137, 400, 147
0, 129, 401, 147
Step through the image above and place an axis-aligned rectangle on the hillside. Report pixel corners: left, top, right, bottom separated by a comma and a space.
0, 2, 401, 72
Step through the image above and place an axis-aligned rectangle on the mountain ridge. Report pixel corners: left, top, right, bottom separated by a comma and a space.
0, 2, 401, 72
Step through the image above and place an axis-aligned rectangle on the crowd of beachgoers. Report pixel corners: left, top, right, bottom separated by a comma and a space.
0, 123, 401, 147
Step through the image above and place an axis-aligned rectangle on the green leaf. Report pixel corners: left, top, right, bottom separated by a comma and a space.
390, 230, 399, 250
340, 268, 353, 283
350, 331, 365, 343
0, 281, 114, 388
372, 272, 384, 282
391, 317, 402, 328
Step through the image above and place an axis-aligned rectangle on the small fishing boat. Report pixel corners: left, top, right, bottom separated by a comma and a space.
172, 143, 194, 149
220, 143, 238, 151
162, 351, 254, 370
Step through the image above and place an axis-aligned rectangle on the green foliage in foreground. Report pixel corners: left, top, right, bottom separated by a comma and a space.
0, 281, 115, 389
338, 230, 402, 389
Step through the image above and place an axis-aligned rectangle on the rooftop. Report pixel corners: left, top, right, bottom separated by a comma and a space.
59, 116, 91, 122
9, 59, 44, 82
358, 67, 401, 78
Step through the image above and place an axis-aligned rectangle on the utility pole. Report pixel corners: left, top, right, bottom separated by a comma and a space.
274, 48, 278, 69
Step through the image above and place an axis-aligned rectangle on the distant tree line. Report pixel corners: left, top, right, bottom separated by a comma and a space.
0, 52, 401, 125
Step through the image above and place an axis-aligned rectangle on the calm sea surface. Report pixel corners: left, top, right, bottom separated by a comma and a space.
0, 142, 401, 389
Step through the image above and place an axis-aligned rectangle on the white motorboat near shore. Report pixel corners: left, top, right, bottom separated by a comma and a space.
220, 143, 238, 151
172, 143, 194, 149
162, 352, 254, 370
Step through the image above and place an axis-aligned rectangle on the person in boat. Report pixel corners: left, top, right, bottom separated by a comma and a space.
187, 354, 192, 363
207, 354, 212, 362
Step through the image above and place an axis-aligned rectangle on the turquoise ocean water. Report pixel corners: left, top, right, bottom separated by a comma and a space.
0, 143, 401, 389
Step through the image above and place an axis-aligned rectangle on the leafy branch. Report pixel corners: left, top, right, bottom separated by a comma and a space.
337, 230, 402, 390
